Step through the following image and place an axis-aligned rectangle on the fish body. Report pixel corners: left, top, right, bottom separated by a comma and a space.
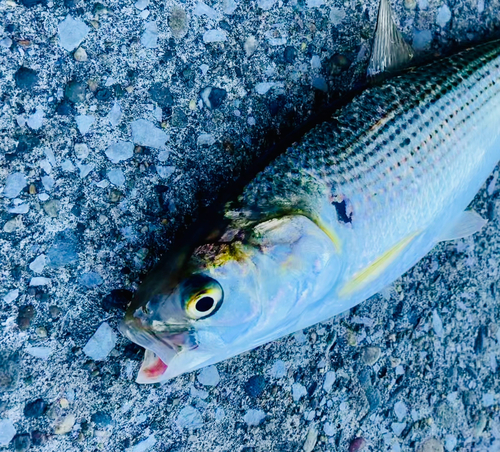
120, 38, 500, 382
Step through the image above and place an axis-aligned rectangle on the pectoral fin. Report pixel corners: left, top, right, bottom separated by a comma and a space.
340, 231, 419, 297
367, 0, 414, 78
438, 210, 487, 242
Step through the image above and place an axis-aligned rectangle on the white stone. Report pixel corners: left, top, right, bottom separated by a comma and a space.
61, 159, 75, 172
445, 434, 457, 451
0, 37, 12, 48
135, 0, 150, 10
255, 81, 283, 95
27, 107, 44, 130
221, 0, 238, 14
141, 21, 158, 49
330, 7, 346, 25
432, 309, 444, 338
176, 406, 203, 429
76, 115, 95, 135
199, 64, 209, 75
29, 277, 51, 286
3, 289, 19, 303
58, 15, 90, 51
197, 366, 220, 386
323, 371, 336, 393
243, 409, 265, 426
413, 29, 432, 51
3, 172, 26, 199
392, 422, 406, 436
197, 133, 215, 146
131, 119, 169, 149
436, 4, 452, 27
0, 419, 16, 446
394, 401, 407, 420
156, 166, 175, 178
75, 143, 90, 160
106, 141, 134, 163
482, 393, 496, 407
306, 0, 324, 7
194, 2, 222, 19
83, 322, 117, 361
76, 162, 95, 178
311, 55, 321, 69
8, 203, 29, 214
40, 159, 52, 174
41, 175, 54, 191
215, 407, 225, 422
29, 255, 46, 273
269, 360, 287, 378
106, 102, 122, 127
38, 193, 50, 201
244, 36, 258, 56
292, 383, 307, 401
323, 422, 335, 436
128, 434, 156, 452
203, 29, 227, 43
107, 168, 125, 187
158, 150, 169, 162
26, 346, 52, 359
257, 0, 275, 10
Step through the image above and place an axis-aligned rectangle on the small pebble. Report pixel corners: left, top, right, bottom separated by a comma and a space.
91, 412, 113, 427
135, 0, 149, 9
7, 204, 29, 214
141, 21, 158, 49
292, 383, 307, 401
76, 115, 95, 135
107, 168, 125, 187
73, 47, 87, 61
349, 437, 367, 452
61, 160, 75, 172
283, 46, 296, 63
41, 176, 54, 191
323, 371, 336, 392
0, 37, 12, 48
102, 289, 133, 311
303, 426, 318, 452
131, 119, 169, 150
197, 133, 215, 146
312, 76, 328, 92
197, 366, 220, 386
436, 5, 452, 28
49, 306, 62, 319
168, 6, 188, 39
30, 431, 48, 446
77, 162, 95, 178
64, 80, 86, 104
418, 438, 444, 452
394, 401, 407, 420
432, 310, 444, 338
58, 16, 90, 51
413, 30, 432, 51
54, 413, 75, 435
79, 272, 103, 288
3, 217, 23, 233
106, 141, 134, 163
244, 36, 258, 56
194, 1, 221, 19
3, 290, 19, 304
444, 434, 457, 451
0, 419, 16, 447
255, 82, 283, 95
269, 360, 287, 378
330, 7, 346, 25
176, 406, 203, 429
74, 143, 89, 159
243, 409, 265, 426
82, 322, 117, 361
43, 199, 61, 218
4, 173, 26, 199
13, 433, 30, 452
25, 346, 52, 360
128, 434, 156, 452
203, 30, 227, 43
15, 67, 38, 90
245, 375, 266, 398
17, 305, 35, 330
107, 101, 122, 126
361, 346, 381, 366
257, 0, 275, 10
29, 255, 46, 274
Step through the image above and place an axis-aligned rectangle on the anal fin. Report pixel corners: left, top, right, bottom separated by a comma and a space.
367, 0, 414, 79
438, 210, 487, 242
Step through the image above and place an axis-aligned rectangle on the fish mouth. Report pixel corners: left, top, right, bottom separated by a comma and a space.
119, 315, 198, 383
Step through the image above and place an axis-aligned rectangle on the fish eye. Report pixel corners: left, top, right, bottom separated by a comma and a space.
182, 274, 223, 320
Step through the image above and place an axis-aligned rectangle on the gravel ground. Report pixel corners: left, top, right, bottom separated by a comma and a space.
1, 0, 500, 450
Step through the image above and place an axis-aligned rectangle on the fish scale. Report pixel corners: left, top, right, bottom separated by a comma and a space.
237, 41, 500, 221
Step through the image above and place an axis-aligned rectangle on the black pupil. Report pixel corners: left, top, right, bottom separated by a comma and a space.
196, 296, 214, 312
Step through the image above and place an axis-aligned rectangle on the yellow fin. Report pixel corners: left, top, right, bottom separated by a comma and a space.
339, 231, 419, 297
311, 215, 342, 252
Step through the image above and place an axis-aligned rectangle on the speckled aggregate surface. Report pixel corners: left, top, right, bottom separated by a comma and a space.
1, 0, 500, 450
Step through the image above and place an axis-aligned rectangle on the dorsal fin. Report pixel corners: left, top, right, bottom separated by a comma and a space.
367, 0, 414, 79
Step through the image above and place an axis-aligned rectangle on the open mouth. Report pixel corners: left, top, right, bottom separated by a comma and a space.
137, 349, 169, 383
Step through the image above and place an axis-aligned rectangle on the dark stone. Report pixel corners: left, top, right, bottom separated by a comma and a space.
16, 134, 41, 154
113, 84, 125, 99
244, 375, 266, 398
48, 305, 61, 319
64, 80, 86, 104
24, 398, 47, 418
64, 0, 75, 7
30, 431, 49, 446
474, 325, 487, 354
95, 88, 112, 101
15, 67, 39, 90
364, 386, 380, 411
55, 100, 74, 116
123, 343, 143, 360
13, 433, 30, 452
171, 108, 187, 127
219, 20, 231, 31
268, 95, 285, 116
0, 353, 19, 392
102, 289, 133, 311
17, 305, 35, 331
19, 0, 46, 7
121, 266, 131, 274
208, 87, 227, 109
154, 185, 169, 193
283, 46, 297, 64
326, 53, 351, 75
91, 411, 113, 427
5, 23, 15, 33
149, 83, 173, 107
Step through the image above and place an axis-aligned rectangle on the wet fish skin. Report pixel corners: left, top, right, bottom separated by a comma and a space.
120, 40, 500, 382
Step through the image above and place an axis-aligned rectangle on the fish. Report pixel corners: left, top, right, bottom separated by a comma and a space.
119, 0, 500, 383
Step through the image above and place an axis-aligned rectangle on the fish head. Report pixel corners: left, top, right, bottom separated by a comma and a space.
119, 215, 341, 383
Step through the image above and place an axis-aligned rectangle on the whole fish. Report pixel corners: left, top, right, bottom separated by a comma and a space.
120, 1, 500, 382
